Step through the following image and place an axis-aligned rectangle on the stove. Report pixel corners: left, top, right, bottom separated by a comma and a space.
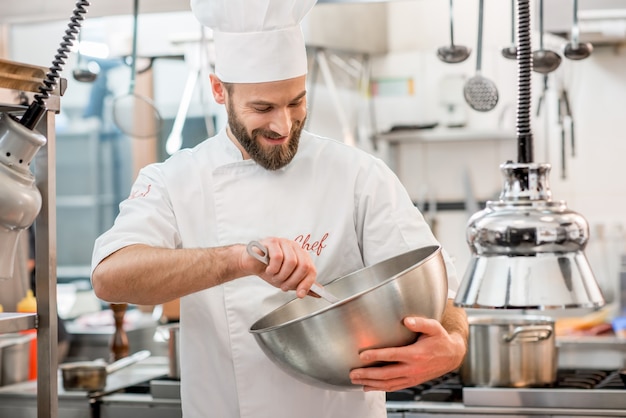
386, 369, 626, 417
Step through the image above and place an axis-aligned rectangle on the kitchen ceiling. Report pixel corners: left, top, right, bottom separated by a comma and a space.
0, 0, 191, 23
0, 0, 409, 24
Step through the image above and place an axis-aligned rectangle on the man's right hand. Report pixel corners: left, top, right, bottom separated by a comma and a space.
242, 237, 317, 298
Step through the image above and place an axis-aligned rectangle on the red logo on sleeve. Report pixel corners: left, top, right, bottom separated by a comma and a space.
129, 184, 151, 199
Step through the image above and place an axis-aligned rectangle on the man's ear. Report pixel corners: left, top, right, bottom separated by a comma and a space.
210, 74, 226, 104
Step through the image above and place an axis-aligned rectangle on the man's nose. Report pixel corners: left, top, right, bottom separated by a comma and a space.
269, 108, 293, 137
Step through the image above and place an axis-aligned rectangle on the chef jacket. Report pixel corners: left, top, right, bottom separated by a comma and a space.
92, 128, 459, 418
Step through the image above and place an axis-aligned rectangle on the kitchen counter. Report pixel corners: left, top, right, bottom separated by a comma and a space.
557, 335, 626, 369
64, 310, 168, 362
386, 400, 626, 417
0, 356, 172, 418
0, 337, 624, 418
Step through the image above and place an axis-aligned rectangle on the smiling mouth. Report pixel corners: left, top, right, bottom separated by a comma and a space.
259, 134, 287, 145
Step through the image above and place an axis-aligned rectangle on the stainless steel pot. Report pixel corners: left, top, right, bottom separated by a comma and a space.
460, 315, 557, 388
157, 323, 180, 379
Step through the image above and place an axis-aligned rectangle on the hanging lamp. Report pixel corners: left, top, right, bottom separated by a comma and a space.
453, 0, 605, 310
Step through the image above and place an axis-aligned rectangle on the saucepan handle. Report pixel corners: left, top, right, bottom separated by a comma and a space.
503, 325, 553, 343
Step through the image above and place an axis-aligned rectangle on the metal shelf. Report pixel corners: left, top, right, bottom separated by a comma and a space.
375, 128, 516, 144
0, 313, 37, 333
0, 80, 61, 418
0, 86, 61, 114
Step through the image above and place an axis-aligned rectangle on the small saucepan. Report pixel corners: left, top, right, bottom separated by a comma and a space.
60, 350, 151, 392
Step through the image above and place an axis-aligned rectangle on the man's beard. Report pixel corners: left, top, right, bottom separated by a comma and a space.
227, 102, 305, 171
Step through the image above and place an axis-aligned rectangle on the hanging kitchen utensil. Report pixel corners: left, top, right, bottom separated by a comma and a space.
558, 92, 567, 180
501, 0, 518, 60
557, 86, 575, 179
437, 0, 471, 64
112, 0, 163, 138
533, 0, 562, 74
464, 0, 498, 112
72, 30, 97, 83
563, 0, 593, 60
561, 87, 575, 156
246, 240, 341, 304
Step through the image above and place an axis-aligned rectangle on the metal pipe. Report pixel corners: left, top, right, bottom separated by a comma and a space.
516, 0, 533, 163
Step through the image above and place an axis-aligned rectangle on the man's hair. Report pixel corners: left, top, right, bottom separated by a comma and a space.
222, 81, 234, 95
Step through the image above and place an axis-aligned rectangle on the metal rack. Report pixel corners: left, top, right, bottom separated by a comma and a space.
0, 85, 60, 418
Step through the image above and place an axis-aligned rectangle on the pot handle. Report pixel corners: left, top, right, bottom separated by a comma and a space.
105, 349, 151, 374
502, 325, 553, 343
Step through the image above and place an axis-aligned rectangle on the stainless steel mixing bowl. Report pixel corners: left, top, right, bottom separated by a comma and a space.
249, 245, 448, 390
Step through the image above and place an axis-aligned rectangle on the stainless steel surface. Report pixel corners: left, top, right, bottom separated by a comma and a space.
463, 385, 626, 410
65, 312, 166, 362
387, 362, 626, 416
0, 313, 36, 333
34, 107, 58, 418
460, 316, 557, 388
99, 394, 182, 418
455, 162, 605, 310
1, 334, 34, 386
150, 379, 181, 400
156, 324, 180, 379
389, 401, 626, 417
250, 245, 448, 390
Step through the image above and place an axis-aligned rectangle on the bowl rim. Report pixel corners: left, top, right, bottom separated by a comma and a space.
249, 245, 442, 334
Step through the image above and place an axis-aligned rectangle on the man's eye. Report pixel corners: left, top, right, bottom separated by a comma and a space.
254, 107, 272, 113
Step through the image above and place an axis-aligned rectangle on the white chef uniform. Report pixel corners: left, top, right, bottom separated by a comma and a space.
92, 0, 459, 416
92, 129, 459, 417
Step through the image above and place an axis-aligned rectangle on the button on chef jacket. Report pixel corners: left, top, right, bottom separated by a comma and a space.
92, 129, 459, 418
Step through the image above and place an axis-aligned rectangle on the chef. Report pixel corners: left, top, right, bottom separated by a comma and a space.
91, 0, 468, 417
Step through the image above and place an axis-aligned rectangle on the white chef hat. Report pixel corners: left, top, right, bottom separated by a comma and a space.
190, 0, 317, 83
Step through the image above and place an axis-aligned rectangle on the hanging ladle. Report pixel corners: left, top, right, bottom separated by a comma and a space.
501, 0, 517, 59
246, 241, 340, 304
437, 0, 471, 64
463, 0, 499, 112
533, 0, 562, 74
72, 30, 98, 83
563, 0, 593, 60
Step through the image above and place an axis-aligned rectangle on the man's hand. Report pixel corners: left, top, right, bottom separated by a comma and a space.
242, 237, 317, 298
349, 303, 468, 392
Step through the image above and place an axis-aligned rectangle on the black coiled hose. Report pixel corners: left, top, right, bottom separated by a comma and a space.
516, 0, 533, 163
19, 0, 90, 130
